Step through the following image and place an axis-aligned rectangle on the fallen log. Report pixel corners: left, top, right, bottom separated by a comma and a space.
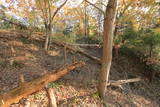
108, 78, 142, 86
45, 88, 57, 107
0, 61, 85, 107
66, 43, 101, 47
50, 41, 142, 87
51, 40, 101, 64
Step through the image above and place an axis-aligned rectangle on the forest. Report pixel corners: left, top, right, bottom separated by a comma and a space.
0, 0, 160, 107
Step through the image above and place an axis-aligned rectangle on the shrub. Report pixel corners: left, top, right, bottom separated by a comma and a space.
76, 36, 102, 44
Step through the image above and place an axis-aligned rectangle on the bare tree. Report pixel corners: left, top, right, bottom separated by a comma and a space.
85, 0, 117, 98
98, 0, 117, 98
36, 0, 68, 50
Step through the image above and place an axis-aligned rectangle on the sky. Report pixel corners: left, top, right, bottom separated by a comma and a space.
57, 0, 98, 7
0, 0, 98, 8
0, 0, 8, 7
0, 0, 98, 26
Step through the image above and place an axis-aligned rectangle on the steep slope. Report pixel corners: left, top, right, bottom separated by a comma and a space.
0, 30, 159, 107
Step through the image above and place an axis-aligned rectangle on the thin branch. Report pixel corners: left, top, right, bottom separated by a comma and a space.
96, 2, 107, 7
37, 0, 48, 25
43, 0, 48, 20
51, 0, 68, 23
47, 0, 52, 24
121, 2, 132, 16
84, 0, 105, 15
66, 43, 101, 47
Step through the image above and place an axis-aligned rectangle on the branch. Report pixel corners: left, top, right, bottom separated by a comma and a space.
47, 0, 52, 24
96, 2, 107, 7
121, 2, 132, 16
108, 78, 142, 86
51, 0, 68, 23
67, 43, 101, 47
37, 0, 48, 25
45, 88, 57, 107
84, 0, 105, 15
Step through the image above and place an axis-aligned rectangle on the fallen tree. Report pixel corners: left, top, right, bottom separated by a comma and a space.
0, 61, 85, 107
51, 40, 101, 64
66, 43, 101, 47
50, 41, 143, 87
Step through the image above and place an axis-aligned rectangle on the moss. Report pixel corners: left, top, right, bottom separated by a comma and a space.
48, 82, 60, 88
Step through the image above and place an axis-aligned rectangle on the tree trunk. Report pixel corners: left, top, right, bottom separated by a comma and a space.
84, 0, 87, 36
44, 32, 49, 50
149, 44, 153, 58
44, 24, 52, 50
64, 45, 67, 65
98, 0, 117, 99
97, 0, 103, 37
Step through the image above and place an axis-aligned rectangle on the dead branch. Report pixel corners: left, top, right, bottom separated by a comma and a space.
45, 88, 57, 107
67, 43, 101, 47
0, 61, 85, 107
84, 0, 105, 15
51, 0, 68, 23
108, 78, 142, 86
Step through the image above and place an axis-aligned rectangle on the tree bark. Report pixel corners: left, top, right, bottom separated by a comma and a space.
67, 43, 101, 47
149, 44, 153, 58
44, 32, 50, 50
98, 0, 117, 99
64, 45, 67, 64
109, 78, 142, 86
0, 61, 84, 107
45, 88, 57, 107
44, 24, 52, 50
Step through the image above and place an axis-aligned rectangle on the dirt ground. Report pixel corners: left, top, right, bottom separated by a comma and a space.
0, 30, 159, 107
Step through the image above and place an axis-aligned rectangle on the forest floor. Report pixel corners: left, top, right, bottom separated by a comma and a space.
0, 29, 160, 107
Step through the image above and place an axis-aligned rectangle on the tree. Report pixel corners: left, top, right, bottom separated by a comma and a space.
36, 0, 68, 50
142, 30, 160, 58
98, 0, 117, 98
84, 0, 89, 36
0, 4, 28, 29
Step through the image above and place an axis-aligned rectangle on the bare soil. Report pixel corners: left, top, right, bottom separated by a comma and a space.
0, 30, 159, 107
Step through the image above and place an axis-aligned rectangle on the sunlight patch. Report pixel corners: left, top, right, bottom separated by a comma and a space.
47, 50, 60, 56
8, 40, 24, 47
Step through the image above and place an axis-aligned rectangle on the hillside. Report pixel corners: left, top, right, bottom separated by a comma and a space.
0, 30, 159, 107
